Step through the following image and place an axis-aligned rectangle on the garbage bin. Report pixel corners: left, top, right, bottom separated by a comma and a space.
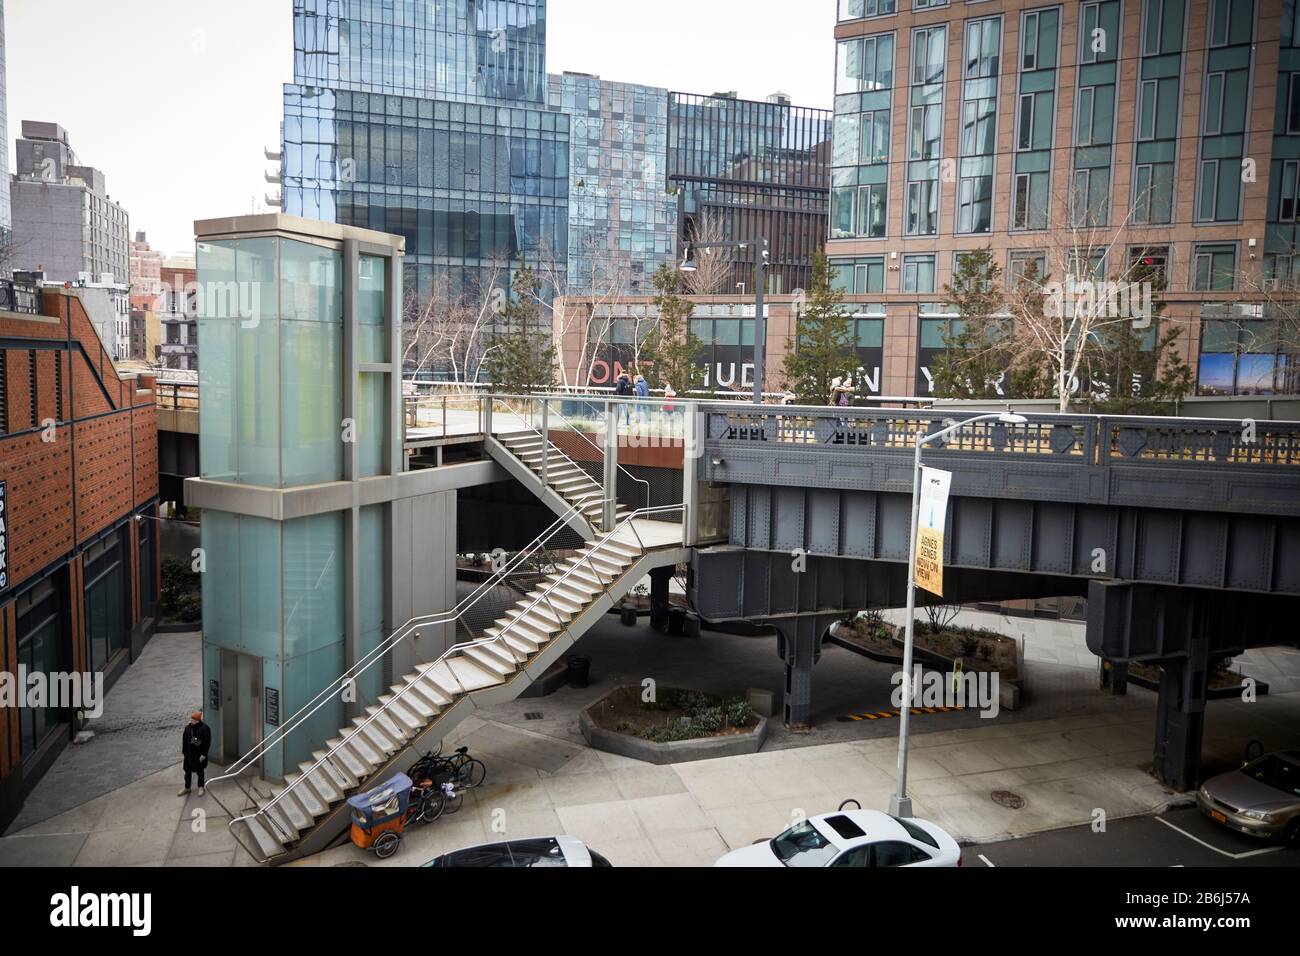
619, 602, 638, 626
566, 655, 591, 688
668, 606, 687, 635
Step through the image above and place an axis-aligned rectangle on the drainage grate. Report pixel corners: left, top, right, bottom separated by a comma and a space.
524, 712, 544, 720
991, 790, 1026, 810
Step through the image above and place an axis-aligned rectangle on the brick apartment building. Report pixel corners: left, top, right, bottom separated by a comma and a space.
0, 287, 160, 831
827, 0, 1299, 399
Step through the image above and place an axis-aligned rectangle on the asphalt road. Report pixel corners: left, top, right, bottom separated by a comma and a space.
967, 805, 1299, 867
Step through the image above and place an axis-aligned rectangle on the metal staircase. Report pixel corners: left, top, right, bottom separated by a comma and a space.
485, 401, 649, 536
211, 504, 686, 865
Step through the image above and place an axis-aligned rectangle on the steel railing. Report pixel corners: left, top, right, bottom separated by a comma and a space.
227, 502, 685, 856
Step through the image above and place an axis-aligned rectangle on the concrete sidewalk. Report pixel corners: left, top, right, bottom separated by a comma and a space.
1, 611, 1294, 867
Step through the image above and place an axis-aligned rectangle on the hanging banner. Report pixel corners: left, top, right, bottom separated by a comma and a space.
914, 466, 951, 597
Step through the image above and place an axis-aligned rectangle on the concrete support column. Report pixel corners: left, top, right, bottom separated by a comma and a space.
1153, 632, 1210, 791
649, 566, 673, 632
774, 618, 820, 730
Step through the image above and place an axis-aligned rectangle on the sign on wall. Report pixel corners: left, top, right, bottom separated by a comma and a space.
0, 481, 8, 594
265, 687, 280, 727
914, 466, 951, 597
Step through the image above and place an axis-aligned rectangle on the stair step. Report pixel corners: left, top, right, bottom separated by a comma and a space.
398, 674, 452, 709
235, 816, 286, 860
288, 765, 343, 805
489, 616, 553, 645
299, 756, 354, 796
260, 791, 310, 838
528, 590, 583, 615
464, 644, 518, 677
445, 657, 503, 690
281, 776, 330, 819
328, 734, 383, 772
363, 706, 411, 744
379, 691, 439, 723
350, 716, 399, 756
315, 749, 369, 785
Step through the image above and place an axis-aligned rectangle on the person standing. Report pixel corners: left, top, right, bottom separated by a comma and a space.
178, 710, 212, 797
614, 371, 633, 425
634, 373, 649, 423
662, 383, 678, 431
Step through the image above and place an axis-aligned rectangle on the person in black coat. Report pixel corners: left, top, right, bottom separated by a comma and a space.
178, 711, 212, 797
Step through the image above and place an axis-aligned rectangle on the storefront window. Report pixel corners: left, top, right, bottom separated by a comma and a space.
16, 578, 65, 758
83, 530, 127, 673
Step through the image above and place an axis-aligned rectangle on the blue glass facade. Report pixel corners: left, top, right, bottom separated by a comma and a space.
283, 0, 567, 306
547, 73, 677, 295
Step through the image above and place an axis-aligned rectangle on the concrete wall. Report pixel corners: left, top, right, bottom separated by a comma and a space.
388, 490, 456, 675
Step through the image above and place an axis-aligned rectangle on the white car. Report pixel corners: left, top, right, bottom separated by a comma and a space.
715, 807, 962, 868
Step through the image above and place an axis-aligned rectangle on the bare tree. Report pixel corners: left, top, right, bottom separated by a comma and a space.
680, 210, 736, 296
528, 238, 638, 388
402, 258, 509, 388
1232, 243, 1300, 378
1002, 179, 1179, 411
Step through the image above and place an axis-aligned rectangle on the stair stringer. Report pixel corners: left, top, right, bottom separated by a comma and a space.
485, 435, 598, 538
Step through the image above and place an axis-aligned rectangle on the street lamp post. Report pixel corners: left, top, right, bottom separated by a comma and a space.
679, 237, 769, 404
888, 411, 1028, 819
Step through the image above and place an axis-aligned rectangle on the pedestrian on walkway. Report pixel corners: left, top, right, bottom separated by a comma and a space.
614, 371, 633, 425
662, 383, 678, 431
178, 710, 211, 797
634, 373, 649, 423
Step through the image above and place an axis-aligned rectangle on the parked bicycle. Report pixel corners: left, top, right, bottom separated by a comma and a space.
410, 742, 487, 792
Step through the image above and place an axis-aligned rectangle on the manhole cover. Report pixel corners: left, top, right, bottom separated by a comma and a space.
991, 790, 1026, 810
524, 712, 544, 720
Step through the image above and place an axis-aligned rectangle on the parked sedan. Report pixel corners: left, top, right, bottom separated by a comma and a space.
423, 836, 613, 867
715, 808, 962, 867
1197, 750, 1300, 845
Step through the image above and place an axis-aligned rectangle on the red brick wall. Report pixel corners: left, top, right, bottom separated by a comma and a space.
0, 289, 158, 595
0, 430, 74, 586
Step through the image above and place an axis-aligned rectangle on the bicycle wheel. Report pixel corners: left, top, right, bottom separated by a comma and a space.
418, 790, 446, 823
457, 758, 486, 789
442, 788, 464, 815
374, 831, 401, 859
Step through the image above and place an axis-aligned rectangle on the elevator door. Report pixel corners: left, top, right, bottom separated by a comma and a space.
219, 650, 262, 766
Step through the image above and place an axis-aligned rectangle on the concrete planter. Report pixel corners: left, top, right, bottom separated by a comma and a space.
579, 708, 768, 766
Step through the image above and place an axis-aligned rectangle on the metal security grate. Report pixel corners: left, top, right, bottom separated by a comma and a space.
28, 350, 37, 428
54, 352, 63, 423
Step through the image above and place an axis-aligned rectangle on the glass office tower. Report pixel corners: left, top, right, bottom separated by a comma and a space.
548, 73, 678, 295
282, 0, 568, 310
668, 92, 832, 294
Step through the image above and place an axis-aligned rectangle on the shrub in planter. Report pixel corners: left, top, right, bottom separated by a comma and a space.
725, 698, 753, 727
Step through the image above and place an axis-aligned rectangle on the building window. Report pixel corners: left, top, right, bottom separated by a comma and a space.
16, 579, 67, 759
902, 254, 937, 293
1021, 10, 1041, 69
1288, 74, 1300, 134
1203, 73, 1224, 135
1009, 250, 1047, 285
958, 176, 994, 233
1076, 87, 1096, 145
84, 530, 129, 673
837, 34, 896, 94
912, 27, 947, 86
906, 180, 939, 236
1080, 2, 1102, 63
964, 18, 1000, 79
863, 108, 891, 163
1196, 160, 1220, 221
1012, 172, 1048, 230
1129, 246, 1170, 286
839, 0, 897, 20
859, 184, 888, 237
830, 257, 886, 294
1193, 244, 1237, 291
910, 104, 941, 159
1280, 160, 1300, 222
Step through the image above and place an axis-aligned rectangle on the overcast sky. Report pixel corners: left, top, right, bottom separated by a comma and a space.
6, 0, 835, 257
